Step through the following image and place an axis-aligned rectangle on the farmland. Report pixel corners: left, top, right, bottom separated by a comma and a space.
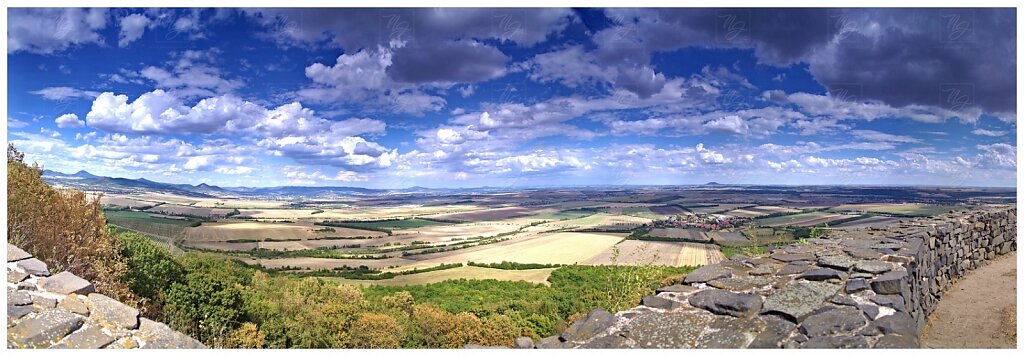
82, 184, 1008, 288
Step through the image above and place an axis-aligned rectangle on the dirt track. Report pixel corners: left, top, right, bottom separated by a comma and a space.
921, 251, 1016, 348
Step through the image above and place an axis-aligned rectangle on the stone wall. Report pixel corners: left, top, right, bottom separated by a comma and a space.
6, 244, 205, 349
533, 206, 1016, 349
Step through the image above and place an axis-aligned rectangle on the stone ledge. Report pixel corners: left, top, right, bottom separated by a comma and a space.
6, 243, 205, 349
539, 206, 1016, 349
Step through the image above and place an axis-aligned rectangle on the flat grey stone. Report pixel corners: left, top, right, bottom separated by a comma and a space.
799, 306, 867, 337
656, 284, 697, 294
535, 335, 567, 349
8, 244, 32, 262
874, 333, 918, 348
771, 252, 816, 262
560, 309, 614, 342
748, 314, 796, 348
829, 294, 857, 306
846, 278, 870, 293
32, 295, 57, 308
86, 293, 139, 331
40, 271, 95, 295
871, 271, 907, 294
688, 289, 762, 318
579, 334, 631, 348
641, 295, 682, 310
513, 336, 534, 349
844, 247, 883, 260
857, 303, 881, 320
683, 264, 733, 284
776, 263, 812, 276
10, 290, 33, 305
624, 310, 712, 348
762, 281, 841, 322
57, 295, 90, 316
7, 309, 84, 348
9, 304, 35, 319
8, 269, 29, 283
800, 335, 869, 348
874, 312, 917, 336
708, 276, 773, 291
696, 317, 765, 348
52, 325, 115, 349
853, 260, 892, 274
136, 318, 205, 349
797, 268, 845, 281
16, 258, 50, 276
870, 294, 906, 311
817, 254, 857, 271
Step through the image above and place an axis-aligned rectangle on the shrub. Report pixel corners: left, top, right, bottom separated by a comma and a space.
7, 145, 134, 303
118, 231, 183, 319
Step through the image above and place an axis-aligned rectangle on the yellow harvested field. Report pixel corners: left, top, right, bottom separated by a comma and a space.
586, 240, 683, 266
235, 209, 322, 219
326, 266, 556, 286
183, 220, 385, 243
99, 196, 156, 209
314, 205, 482, 220
726, 209, 768, 218
391, 222, 522, 243
192, 199, 291, 209
129, 192, 200, 205
677, 242, 725, 266
148, 204, 235, 218
400, 232, 626, 270
423, 206, 549, 222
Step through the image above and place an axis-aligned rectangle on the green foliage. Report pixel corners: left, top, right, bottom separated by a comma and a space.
164, 255, 250, 347
467, 261, 565, 270
118, 232, 183, 318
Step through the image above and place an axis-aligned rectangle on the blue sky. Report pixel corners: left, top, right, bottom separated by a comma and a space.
6, 8, 1017, 188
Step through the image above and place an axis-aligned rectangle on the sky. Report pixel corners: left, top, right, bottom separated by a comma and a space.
6, 8, 1018, 188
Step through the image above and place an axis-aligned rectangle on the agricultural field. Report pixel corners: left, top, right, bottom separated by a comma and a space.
830, 215, 903, 230
191, 198, 292, 209
422, 206, 543, 222
648, 228, 709, 241
705, 231, 749, 245
527, 209, 595, 221
756, 211, 851, 227
334, 218, 446, 230
586, 240, 689, 266
182, 220, 385, 244
648, 205, 689, 215
391, 222, 523, 243
148, 204, 236, 218
830, 203, 963, 217
677, 242, 725, 266
399, 232, 626, 270
99, 196, 156, 209
687, 204, 753, 214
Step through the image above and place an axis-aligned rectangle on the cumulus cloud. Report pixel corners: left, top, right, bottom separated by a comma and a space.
118, 13, 151, 47
54, 113, 85, 128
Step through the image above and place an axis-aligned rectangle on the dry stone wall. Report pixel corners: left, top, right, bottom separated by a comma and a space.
533, 206, 1016, 349
6, 244, 205, 349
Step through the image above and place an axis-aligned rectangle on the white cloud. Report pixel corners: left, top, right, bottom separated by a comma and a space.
31, 87, 100, 101
54, 113, 85, 128
971, 129, 1007, 137
8, 8, 108, 54
118, 13, 151, 47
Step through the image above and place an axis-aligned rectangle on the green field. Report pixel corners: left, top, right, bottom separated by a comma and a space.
830, 204, 962, 217
528, 209, 594, 221
336, 218, 447, 229
103, 210, 202, 254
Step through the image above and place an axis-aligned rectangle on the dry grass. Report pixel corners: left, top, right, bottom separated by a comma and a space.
1000, 305, 1016, 342
399, 232, 625, 270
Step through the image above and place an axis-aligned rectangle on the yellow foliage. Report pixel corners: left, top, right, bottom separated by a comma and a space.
225, 323, 265, 348
349, 313, 403, 348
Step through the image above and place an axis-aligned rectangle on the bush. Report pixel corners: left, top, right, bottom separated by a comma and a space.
118, 232, 183, 319
164, 255, 249, 347
7, 145, 134, 303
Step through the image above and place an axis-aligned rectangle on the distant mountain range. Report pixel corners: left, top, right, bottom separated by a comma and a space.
40, 169, 466, 198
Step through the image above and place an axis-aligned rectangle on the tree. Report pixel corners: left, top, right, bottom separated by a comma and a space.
349, 313, 403, 348
118, 232, 183, 319
164, 255, 248, 346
